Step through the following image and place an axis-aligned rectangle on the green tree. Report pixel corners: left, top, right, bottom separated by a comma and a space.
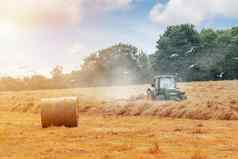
25, 75, 52, 90
71, 43, 151, 86
152, 24, 201, 80
200, 29, 218, 48
51, 65, 66, 88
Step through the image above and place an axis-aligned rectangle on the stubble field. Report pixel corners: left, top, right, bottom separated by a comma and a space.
0, 80, 238, 159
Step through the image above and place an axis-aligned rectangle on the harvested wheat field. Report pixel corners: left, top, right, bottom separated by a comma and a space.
0, 80, 238, 159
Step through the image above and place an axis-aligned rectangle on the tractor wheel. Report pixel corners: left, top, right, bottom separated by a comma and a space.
174, 94, 187, 101
180, 94, 187, 100
168, 95, 180, 101
146, 88, 154, 100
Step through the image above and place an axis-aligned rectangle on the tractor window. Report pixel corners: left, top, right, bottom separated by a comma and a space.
155, 79, 160, 88
160, 78, 176, 89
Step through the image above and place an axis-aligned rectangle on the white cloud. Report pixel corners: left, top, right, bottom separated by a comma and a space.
150, 0, 238, 26
0, 0, 133, 30
0, 0, 134, 76
68, 43, 87, 55
82, 0, 133, 11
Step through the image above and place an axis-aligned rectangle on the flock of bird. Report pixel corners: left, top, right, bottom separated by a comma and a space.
168, 47, 237, 79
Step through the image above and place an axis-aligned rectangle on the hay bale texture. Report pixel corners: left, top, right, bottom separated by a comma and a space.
40, 97, 79, 128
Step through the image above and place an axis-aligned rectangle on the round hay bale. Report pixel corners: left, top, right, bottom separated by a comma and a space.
40, 97, 79, 128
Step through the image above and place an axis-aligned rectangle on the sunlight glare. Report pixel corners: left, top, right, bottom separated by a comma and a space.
0, 21, 19, 40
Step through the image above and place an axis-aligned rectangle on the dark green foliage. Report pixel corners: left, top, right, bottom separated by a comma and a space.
151, 24, 238, 81
200, 29, 218, 47
152, 24, 201, 80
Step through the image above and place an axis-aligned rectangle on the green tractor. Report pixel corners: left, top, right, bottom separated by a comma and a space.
146, 75, 186, 101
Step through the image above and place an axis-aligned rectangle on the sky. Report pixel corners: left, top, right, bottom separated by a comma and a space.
0, 0, 238, 77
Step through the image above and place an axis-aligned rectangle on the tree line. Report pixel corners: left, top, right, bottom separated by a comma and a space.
0, 24, 237, 91
151, 24, 238, 81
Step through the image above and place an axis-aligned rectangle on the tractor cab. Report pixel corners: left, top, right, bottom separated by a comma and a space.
153, 75, 176, 90
147, 75, 186, 101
